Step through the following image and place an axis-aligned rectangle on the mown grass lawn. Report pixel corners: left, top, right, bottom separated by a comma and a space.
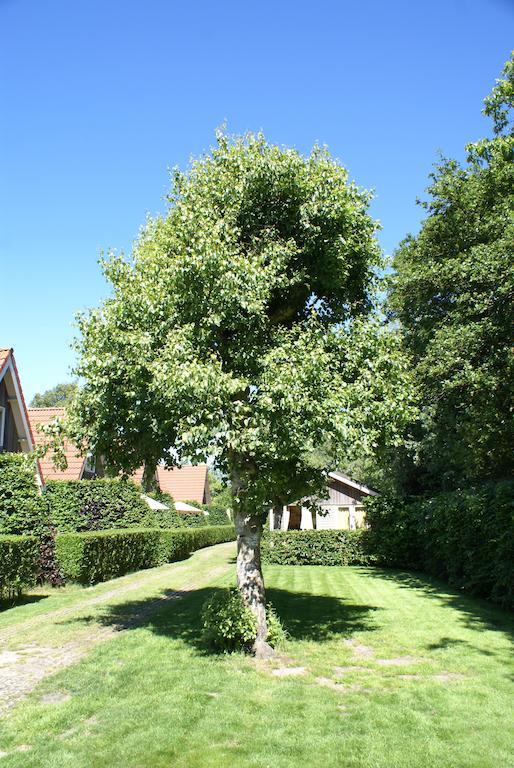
0, 543, 512, 768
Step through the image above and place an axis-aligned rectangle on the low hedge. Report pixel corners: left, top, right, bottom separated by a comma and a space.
261, 529, 373, 566
43, 478, 169, 532
364, 480, 514, 609
0, 534, 39, 601
55, 524, 235, 584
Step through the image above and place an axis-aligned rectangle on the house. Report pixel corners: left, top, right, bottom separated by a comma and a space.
28, 408, 211, 507
0, 349, 44, 483
269, 470, 378, 531
155, 465, 211, 505
28, 407, 95, 482
0, 348, 36, 456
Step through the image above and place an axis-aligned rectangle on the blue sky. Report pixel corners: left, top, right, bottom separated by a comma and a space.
1, 0, 512, 401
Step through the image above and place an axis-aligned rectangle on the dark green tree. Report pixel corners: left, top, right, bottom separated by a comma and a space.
388, 53, 514, 492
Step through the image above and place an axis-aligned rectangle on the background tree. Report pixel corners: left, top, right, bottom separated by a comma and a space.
388, 53, 514, 493
70, 133, 414, 655
30, 382, 79, 408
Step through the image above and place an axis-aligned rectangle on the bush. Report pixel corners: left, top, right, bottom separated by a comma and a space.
0, 453, 46, 535
205, 507, 231, 526
0, 534, 39, 601
180, 508, 209, 528
261, 529, 373, 566
201, 587, 285, 652
55, 524, 235, 584
364, 481, 514, 608
146, 491, 185, 528
44, 478, 160, 532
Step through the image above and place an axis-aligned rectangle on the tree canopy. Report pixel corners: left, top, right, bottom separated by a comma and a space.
388, 53, 514, 493
70, 133, 414, 653
30, 382, 79, 409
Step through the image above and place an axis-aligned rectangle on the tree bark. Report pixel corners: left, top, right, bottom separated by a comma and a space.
273, 503, 283, 530
142, 462, 158, 494
234, 509, 274, 659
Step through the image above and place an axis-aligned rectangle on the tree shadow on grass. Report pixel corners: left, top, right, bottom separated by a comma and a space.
357, 567, 514, 643
0, 593, 48, 613
66, 585, 379, 653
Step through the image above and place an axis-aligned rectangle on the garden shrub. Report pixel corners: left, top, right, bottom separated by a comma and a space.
0, 453, 47, 535
0, 534, 39, 601
55, 524, 235, 584
201, 587, 285, 652
261, 529, 373, 566
179, 507, 209, 528
36, 527, 65, 587
146, 491, 185, 528
43, 478, 160, 532
205, 507, 231, 526
364, 481, 514, 608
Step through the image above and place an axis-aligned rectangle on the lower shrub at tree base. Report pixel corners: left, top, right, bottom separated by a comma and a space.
0, 535, 39, 602
201, 588, 285, 652
55, 525, 235, 585
261, 529, 374, 566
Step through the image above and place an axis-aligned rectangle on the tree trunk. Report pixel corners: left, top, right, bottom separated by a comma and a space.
273, 503, 283, 530
234, 509, 274, 659
142, 462, 158, 494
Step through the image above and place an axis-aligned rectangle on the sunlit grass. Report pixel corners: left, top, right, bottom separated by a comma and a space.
0, 544, 512, 767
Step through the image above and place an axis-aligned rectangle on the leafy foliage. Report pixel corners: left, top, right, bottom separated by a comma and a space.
179, 510, 209, 528
261, 529, 372, 566
69, 132, 414, 521
36, 527, 65, 587
0, 534, 39, 601
43, 479, 162, 532
0, 453, 47, 535
365, 481, 514, 608
30, 382, 79, 408
388, 53, 514, 493
201, 588, 285, 652
55, 525, 235, 584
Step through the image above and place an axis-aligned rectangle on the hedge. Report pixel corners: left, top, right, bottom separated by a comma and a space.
43, 478, 175, 532
0, 453, 46, 535
0, 535, 39, 601
55, 524, 235, 584
364, 480, 514, 609
261, 529, 373, 566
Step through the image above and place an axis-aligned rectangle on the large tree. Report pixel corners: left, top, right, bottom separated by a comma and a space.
388, 54, 514, 493
70, 134, 413, 655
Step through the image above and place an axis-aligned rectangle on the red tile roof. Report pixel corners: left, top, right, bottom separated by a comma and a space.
28, 407, 86, 482
156, 465, 210, 504
0, 348, 11, 379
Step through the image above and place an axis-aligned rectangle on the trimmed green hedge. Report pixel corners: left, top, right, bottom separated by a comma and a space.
55, 525, 235, 584
365, 480, 514, 609
0, 535, 39, 601
261, 529, 373, 566
43, 479, 171, 532
0, 453, 46, 535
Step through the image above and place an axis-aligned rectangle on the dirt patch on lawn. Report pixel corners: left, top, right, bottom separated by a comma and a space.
315, 677, 371, 694
343, 639, 375, 659
272, 666, 306, 677
333, 665, 374, 675
433, 672, 466, 682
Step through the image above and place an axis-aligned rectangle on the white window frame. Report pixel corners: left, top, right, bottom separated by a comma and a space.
0, 406, 5, 447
